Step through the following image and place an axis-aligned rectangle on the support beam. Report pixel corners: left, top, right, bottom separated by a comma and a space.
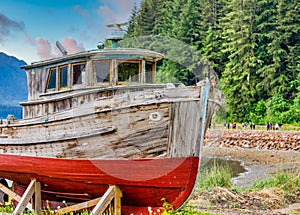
34, 181, 41, 215
57, 197, 101, 214
12, 179, 41, 215
92, 185, 123, 215
113, 186, 122, 215
91, 186, 115, 214
0, 183, 32, 210
57, 185, 122, 215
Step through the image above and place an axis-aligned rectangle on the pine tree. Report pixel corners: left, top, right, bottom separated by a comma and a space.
255, 0, 299, 101
133, 0, 162, 36
198, 0, 228, 78
125, 2, 139, 38
221, 0, 259, 121
277, 0, 300, 100
124, 0, 300, 123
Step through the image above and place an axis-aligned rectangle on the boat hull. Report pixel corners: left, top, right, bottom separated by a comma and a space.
0, 87, 207, 160
0, 81, 221, 213
0, 154, 199, 214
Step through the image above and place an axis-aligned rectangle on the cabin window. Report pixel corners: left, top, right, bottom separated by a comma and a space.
118, 62, 139, 83
59, 65, 68, 89
145, 63, 154, 83
94, 60, 110, 83
72, 63, 86, 85
46, 68, 57, 91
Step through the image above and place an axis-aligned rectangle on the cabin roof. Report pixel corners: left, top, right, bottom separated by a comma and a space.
21, 48, 164, 70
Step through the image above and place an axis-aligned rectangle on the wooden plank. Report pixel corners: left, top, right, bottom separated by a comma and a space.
56, 185, 122, 215
91, 186, 115, 215
114, 186, 122, 215
0, 184, 32, 210
13, 179, 36, 215
34, 181, 41, 215
57, 197, 101, 214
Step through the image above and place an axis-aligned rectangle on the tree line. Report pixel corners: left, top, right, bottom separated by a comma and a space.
122, 0, 300, 125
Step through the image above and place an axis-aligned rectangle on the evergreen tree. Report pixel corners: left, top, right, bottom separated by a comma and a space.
124, 0, 300, 123
277, 0, 300, 100
255, 0, 299, 101
125, 2, 139, 37
133, 0, 163, 36
199, 0, 228, 78
221, 0, 259, 121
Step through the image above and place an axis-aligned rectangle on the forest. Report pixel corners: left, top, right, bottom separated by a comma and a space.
121, 0, 300, 125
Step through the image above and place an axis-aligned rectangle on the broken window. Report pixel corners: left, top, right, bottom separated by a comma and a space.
73, 63, 86, 85
145, 63, 154, 83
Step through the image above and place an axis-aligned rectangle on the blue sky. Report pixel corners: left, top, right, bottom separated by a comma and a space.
0, 0, 141, 64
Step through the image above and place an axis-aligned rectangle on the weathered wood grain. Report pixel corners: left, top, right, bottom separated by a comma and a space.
0, 82, 212, 159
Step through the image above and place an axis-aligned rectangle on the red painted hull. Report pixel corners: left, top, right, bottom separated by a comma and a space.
0, 154, 199, 214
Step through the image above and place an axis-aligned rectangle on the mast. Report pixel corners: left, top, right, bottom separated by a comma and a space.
106, 23, 127, 48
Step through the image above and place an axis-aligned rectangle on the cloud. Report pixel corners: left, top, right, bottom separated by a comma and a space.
61, 38, 85, 54
97, 6, 118, 24
36, 38, 56, 60
24, 32, 35, 46
36, 37, 85, 60
73, 5, 89, 17
97, 0, 141, 25
0, 13, 25, 43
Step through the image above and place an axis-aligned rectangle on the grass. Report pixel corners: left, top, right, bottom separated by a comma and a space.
1, 168, 299, 215
197, 162, 233, 191
252, 171, 300, 201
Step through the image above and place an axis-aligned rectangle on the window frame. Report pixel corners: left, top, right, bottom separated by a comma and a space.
145, 62, 155, 84
71, 62, 86, 87
93, 60, 112, 85
45, 67, 57, 92
58, 65, 69, 90
117, 60, 141, 85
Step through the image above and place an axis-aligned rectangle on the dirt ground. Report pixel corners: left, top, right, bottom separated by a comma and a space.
188, 131, 300, 215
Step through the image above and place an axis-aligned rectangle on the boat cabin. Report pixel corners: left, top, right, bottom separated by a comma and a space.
20, 48, 164, 119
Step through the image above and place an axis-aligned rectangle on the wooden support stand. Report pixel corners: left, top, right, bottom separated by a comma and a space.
57, 185, 122, 215
0, 178, 40, 215
13, 179, 41, 215
0, 180, 122, 215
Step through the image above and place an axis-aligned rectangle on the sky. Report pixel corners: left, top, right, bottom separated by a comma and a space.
0, 0, 141, 64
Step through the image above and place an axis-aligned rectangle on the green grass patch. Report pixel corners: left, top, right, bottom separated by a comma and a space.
252, 171, 300, 200
197, 163, 233, 191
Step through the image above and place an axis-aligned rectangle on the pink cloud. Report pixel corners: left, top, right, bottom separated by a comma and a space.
97, 0, 141, 25
36, 37, 56, 60
24, 32, 35, 46
35, 37, 85, 60
61, 38, 85, 54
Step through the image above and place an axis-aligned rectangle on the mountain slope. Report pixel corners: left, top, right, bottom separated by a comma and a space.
0, 52, 27, 118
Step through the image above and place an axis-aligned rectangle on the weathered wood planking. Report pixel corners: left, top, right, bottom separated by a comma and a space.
167, 101, 202, 157
0, 103, 170, 158
0, 83, 209, 159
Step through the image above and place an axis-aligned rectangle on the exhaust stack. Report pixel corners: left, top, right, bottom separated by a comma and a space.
56, 41, 68, 56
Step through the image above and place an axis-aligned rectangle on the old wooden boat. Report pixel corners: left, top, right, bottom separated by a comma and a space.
0, 39, 220, 214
